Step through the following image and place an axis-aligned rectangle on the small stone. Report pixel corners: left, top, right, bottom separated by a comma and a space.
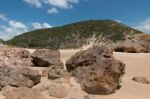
132, 77, 150, 84
48, 83, 70, 98
70, 96, 81, 99
84, 95, 96, 99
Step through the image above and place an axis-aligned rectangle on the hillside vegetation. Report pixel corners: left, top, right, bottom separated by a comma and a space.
6, 20, 142, 49
0, 39, 4, 43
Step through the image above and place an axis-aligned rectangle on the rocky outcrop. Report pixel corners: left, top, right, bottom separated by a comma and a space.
32, 49, 64, 67
112, 34, 150, 53
139, 34, 150, 53
0, 66, 41, 90
66, 45, 125, 95
132, 77, 150, 84
5, 87, 45, 99
113, 46, 139, 53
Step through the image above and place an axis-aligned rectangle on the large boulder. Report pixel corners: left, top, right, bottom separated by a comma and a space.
66, 45, 125, 95
32, 49, 63, 68
5, 87, 45, 99
0, 66, 41, 90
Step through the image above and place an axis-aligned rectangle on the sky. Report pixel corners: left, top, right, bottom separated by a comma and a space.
0, 0, 150, 40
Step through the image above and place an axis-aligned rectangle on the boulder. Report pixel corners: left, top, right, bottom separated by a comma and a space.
32, 49, 64, 67
5, 87, 45, 99
0, 66, 41, 90
132, 77, 150, 84
66, 45, 125, 95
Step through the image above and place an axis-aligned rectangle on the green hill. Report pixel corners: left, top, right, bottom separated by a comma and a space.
6, 20, 142, 50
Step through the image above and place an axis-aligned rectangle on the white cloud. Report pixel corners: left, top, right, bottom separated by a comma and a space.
115, 19, 122, 23
44, 0, 79, 9
23, 0, 42, 8
0, 14, 8, 21
32, 22, 52, 29
133, 18, 150, 34
47, 8, 59, 14
0, 20, 28, 40
42, 22, 53, 28
23, 0, 80, 14
0, 17, 53, 40
9, 20, 27, 29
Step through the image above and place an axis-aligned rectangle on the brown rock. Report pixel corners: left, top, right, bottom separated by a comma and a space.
139, 34, 150, 53
0, 66, 41, 90
32, 49, 64, 67
5, 87, 45, 99
43, 65, 68, 79
66, 45, 125, 95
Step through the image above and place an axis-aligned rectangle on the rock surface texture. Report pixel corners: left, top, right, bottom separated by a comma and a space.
48, 83, 70, 98
5, 87, 45, 99
66, 45, 125, 95
0, 66, 41, 90
0, 45, 33, 67
32, 49, 63, 67
46, 65, 68, 79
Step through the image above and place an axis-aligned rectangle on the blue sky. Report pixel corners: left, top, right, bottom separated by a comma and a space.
0, 0, 150, 40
